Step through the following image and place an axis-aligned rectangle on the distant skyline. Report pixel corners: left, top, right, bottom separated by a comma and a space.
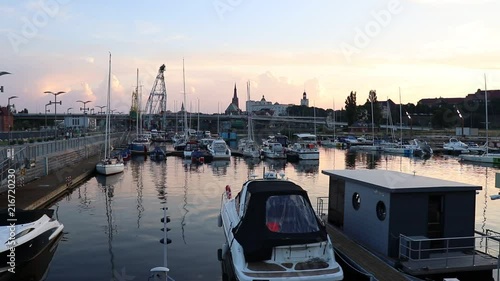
1, 0, 499, 114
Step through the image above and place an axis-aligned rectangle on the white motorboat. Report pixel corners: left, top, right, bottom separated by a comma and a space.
288, 133, 320, 160
0, 209, 64, 271
443, 138, 470, 154
218, 172, 344, 281
208, 138, 231, 160
96, 53, 124, 175
261, 142, 286, 159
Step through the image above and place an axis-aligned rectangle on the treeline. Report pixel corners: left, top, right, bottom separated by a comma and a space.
286, 90, 500, 129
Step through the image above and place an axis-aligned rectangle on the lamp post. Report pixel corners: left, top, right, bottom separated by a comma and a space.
406, 111, 412, 137
67, 107, 73, 114
7, 96, 18, 113
45, 103, 51, 139
45, 91, 65, 139
456, 108, 464, 137
77, 100, 92, 114
0, 71, 11, 94
95, 105, 106, 114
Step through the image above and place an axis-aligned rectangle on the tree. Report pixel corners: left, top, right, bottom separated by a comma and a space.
345, 91, 357, 126
364, 90, 382, 126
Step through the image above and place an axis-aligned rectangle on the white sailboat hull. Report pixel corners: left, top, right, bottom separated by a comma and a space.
96, 162, 125, 175
459, 153, 500, 164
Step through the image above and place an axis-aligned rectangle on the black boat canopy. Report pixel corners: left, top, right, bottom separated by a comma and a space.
233, 180, 327, 262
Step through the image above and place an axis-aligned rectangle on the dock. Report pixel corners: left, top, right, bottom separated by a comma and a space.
0, 155, 99, 210
326, 224, 410, 281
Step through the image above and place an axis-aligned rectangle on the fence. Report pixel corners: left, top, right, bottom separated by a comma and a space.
0, 131, 131, 192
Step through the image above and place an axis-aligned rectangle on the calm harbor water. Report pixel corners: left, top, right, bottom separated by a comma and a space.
19, 146, 500, 280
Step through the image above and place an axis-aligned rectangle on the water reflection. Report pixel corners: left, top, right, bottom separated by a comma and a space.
210, 160, 230, 176
291, 160, 319, 174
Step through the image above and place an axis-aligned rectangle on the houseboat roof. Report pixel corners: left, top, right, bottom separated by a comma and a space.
322, 169, 481, 193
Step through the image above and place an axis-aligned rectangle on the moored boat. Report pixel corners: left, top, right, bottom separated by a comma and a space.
0, 209, 64, 271
218, 171, 344, 281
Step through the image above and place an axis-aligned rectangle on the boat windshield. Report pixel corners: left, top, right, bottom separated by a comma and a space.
265, 195, 320, 233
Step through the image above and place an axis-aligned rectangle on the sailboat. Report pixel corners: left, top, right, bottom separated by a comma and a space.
352, 91, 382, 152
459, 75, 500, 164
174, 59, 190, 151
383, 88, 413, 156
96, 53, 125, 175
238, 81, 260, 158
130, 69, 152, 155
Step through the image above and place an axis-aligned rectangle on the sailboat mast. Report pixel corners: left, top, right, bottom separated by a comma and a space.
247, 81, 251, 141
313, 101, 316, 136
399, 88, 403, 144
197, 98, 200, 132
370, 91, 375, 146
485, 74, 489, 154
136, 68, 139, 137
183, 58, 188, 139
333, 99, 336, 140
105, 52, 112, 159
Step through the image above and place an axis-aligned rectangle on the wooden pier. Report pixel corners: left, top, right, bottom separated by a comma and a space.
326, 224, 410, 281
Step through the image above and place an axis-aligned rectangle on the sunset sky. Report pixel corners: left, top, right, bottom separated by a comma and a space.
1, 0, 499, 114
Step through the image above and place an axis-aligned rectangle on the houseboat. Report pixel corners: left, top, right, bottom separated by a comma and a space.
320, 169, 499, 281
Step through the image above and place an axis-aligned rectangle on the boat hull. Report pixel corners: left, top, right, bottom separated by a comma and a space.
459, 154, 500, 164
96, 162, 124, 175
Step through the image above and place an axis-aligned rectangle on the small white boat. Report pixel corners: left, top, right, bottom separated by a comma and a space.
218, 172, 344, 281
443, 138, 470, 154
0, 209, 64, 270
288, 133, 320, 160
208, 138, 231, 160
261, 142, 286, 159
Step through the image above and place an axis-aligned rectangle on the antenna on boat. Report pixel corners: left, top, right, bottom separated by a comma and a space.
150, 204, 174, 281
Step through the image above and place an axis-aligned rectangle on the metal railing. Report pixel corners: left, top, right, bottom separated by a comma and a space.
0, 132, 128, 190
316, 196, 329, 217
399, 232, 500, 268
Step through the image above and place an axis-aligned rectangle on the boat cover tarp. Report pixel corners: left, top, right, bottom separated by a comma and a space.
233, 180, 327, 262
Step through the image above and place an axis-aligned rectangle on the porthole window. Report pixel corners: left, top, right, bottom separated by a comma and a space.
376, 201, 386, 221
352, 192, 361, 210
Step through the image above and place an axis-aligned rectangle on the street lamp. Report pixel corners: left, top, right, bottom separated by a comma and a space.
45, 91, 65, 139
67, 107, 73, 114
456, 108, 464, 137
7, 96, 18, 113
95, 105, 106, 114
77, 100, 92, 114
45, 103, 51, 138
0, 71, 11, 94
406, 111, 412, 137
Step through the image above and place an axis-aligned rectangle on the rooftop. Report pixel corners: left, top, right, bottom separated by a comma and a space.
321, 169, 481, 193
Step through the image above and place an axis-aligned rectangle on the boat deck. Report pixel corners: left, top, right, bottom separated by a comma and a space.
400, 250, 498, 276
325, 223, 410, 281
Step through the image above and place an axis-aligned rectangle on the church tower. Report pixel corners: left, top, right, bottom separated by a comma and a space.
232, 83, 239, 108
300, 91, 309, 107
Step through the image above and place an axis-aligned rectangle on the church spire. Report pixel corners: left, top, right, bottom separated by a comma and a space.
232, 83, 239, 109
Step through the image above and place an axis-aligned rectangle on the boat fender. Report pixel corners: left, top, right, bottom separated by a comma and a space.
225, 185, 232, 199
221, 243, 229, 260
217, 213, 223, 227
199, 157, 204, 163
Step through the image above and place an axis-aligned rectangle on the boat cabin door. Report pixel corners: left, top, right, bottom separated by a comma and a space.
427, 195, 444, 248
